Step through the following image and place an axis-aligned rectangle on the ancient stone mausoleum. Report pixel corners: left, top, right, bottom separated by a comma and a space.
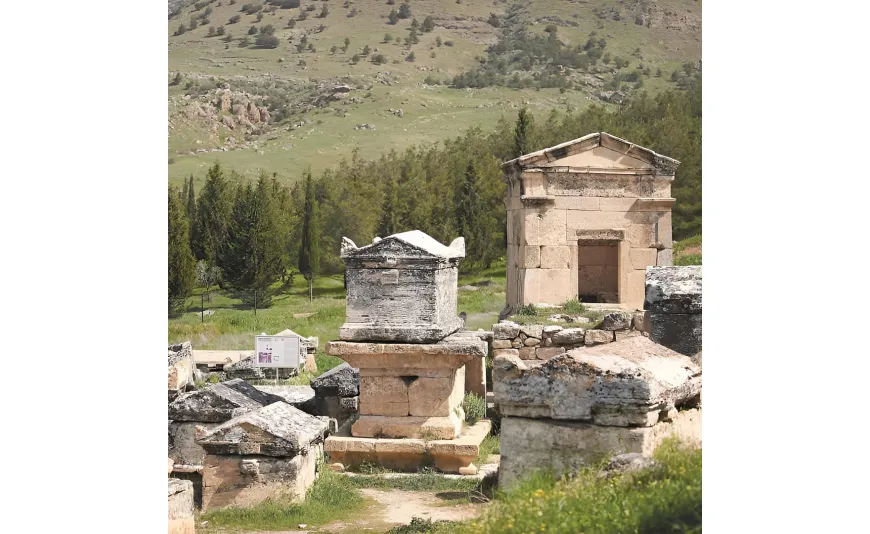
502, 132, 680, 309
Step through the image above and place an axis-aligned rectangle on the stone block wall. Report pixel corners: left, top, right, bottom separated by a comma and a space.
489, 312, 647, 361
645, 266, 702, 356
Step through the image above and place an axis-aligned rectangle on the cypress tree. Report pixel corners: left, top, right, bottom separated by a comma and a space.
513, 107, 534, 158
298, 170, 320, 302
168, 189, 196, 314
193, 163, 233, 264
377, 173, 400, 237
186, 174, 196, 241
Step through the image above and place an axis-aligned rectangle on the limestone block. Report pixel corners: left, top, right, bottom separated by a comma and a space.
255, 385, 316, 409
585, 330, 613, 345
625, 269, 647, 309
465, 356, 486, 397
521, 208, 568, 246
408, 371, 464, 417
520, 245, 541, 268
525, 268, 573, 306
577, 245, 618, 266
520, 324, 544, 338
535, 347, 565, 360
632, 311, 651, 332
169, 379, 283, 423
168, 342, 195, 396
551, 328, 585, 345
566, 210, 626, 238
498, 409, 701, 488
507, 209, 523, 245
493, 337, 701, 426
492, 322, 520, 340
599, 198, 640, 211
169, 421, 219, 467
626, 223, 655, 248
518, 346, 536, 359
543, 325, 563, 335
601, 312, 632, 331
507, 243, 518, 268
524, 337, 541, 347
361, 401, 410, 416
537, 245, 569, 269
492, 339, 513, 349
657, 248, 673, 266
351, 413, 463, 440
552, 196, 600, 210
511, 339, 523, 349
326, 335, 487, 371
644, 266, 702, 314
657, 212, 673, 247
649, 313, 702, 357
630, 248, 658, 270
168, 479, 195, 534
493, 348, 519, 358
360, 376, 409, 404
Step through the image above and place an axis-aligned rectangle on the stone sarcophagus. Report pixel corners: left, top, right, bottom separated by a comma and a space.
339, 230, 466, 343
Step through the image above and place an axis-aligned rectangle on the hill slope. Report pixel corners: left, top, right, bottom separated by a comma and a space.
168, 0, 701, 188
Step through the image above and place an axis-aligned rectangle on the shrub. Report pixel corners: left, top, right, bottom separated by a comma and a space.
331, 45, 338, 54
384, 33, 393, 43
255, 33, 279, 48
207, 26, 216, 36
248, 25, 258, 35
320, 5, 329, 18
388, 9, 399, 25
239, 35, 250, 47
287, 19, 296, 28
398, 2, 411, 19
170, 72, 183, 86
444, 39, 454, 46
561, 299, 586, 315
422, 15, 435, 32
174, 23, 187, 36
461, 393, 485, 426
371, 53, 387, 64
228, 15, 241, 24
362, 44, 371, 56
487, 13, 500, 27
298, 10, 307, 20
406, 51, 415, 62
256, 12, 264, 22
351, 53, 361, 63
260, 24, 275, 35
435, 36, 442, 47
216, 25, 225, 35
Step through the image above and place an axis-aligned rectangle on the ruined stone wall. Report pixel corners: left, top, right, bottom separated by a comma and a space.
505, 169, 674, 309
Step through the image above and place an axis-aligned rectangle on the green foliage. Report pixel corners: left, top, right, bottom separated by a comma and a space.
516, 303, 537, 316
406, 51, 416, 62
476, 434, 500, 465
219, 175, 287, 309
346, 472, 479, 493
461, 392, 486, 425
169, 189, 196, 314
174, 23, 186, 36
351, 53, 361, 64
453, 439, 701, 534
561, 299, 586, 315
298, 170, 321, 299
675, 254, 701, 266
216, 25, 225, 35
362, 44, 371, 56
192, 163, 234, 264
398, 2, 412, 19
255, 33, 279, 48
371, 53, 387, 64
388, 9, 399, 25
513, 107, 534, 158
384, 33, 393, 43
388, 517, 457, 534
319, 5, 329, 18
201, 467, 364, 530
421, 16, 435, 33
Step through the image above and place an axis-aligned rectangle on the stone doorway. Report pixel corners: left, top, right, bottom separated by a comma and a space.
577, 240, 620, 303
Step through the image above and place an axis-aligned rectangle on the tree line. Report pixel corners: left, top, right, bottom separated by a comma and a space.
169, 74, 701, 313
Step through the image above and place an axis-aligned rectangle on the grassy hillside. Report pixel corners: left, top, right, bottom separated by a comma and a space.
168, 0, 702, 189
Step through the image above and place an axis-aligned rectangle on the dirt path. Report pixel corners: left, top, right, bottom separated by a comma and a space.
230, 489, 488, 534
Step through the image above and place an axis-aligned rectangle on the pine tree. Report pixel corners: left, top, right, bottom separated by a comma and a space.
193, 163, 233, 264
220, 175, 285, 312
377, 173, 400, 237
298, 170, 320, 302
168, 189, 196, 314
513, 107, 534, 158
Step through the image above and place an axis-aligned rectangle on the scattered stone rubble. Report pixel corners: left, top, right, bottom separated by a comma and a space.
494, 335, 701, 488
490, 310, 647, 362
645, 266, 702, 356
325, 230, 491, 474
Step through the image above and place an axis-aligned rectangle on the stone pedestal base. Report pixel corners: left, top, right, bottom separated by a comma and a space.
326, 420, 490, 475
352, 411, 464, 440
649, 312, 702, 356
499, 409, 701, 488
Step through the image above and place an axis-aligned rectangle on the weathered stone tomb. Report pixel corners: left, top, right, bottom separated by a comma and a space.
502, 132, 679, 309
197, 402, 328, 511
494, 335, 701, 487
325, 231, 490, 474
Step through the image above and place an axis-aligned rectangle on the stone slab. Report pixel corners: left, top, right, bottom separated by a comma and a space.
168, 342, 195, 396
168, 478, 195, 534
351, 412, 463, 440
254, 385, 316, 408
493, 336, 701, 426
325, 334, 487, 371
408, 369, 465, 417
498, 410, 701, 488
326, 420, 491, 474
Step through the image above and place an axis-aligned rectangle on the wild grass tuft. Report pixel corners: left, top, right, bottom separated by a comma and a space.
461, 393, 486, 426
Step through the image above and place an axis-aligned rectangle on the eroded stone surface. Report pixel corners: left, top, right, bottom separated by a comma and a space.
310, 362, 360, 397
325, 334, 487, 372
198, 402, 328, 456
169, 379, 283, 422
339, 231, 466, 343
169, 342, 195, 398
168, 478, 195, 534
255, 385, 316, 408
602, 311, 632, 331
650, 313, 702, 356
493, 336, 701, 426
644, 266, 702, 314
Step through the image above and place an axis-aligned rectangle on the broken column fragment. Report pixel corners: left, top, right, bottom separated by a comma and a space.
645, 266, 702, 356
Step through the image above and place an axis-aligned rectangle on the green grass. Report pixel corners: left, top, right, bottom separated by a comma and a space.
451, 439, 702, 534
345, 471, 480, 494
509, 300, 604, 328
200, 467, 365, 530
475, 435, 500, 466
674, 253, 701, 266
674, 234, 702, 265
461, 393, 486, 426
673, 234, 701, 254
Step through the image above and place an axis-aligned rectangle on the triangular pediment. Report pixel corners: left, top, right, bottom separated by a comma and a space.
341, 230, 465, 260
502, 132, 679, 175
197, 402, 328, 453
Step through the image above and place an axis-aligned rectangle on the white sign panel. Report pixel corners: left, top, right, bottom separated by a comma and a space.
254, 336, 301, 369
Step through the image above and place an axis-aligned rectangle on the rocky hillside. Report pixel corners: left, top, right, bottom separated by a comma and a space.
168, 0, 701, 188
